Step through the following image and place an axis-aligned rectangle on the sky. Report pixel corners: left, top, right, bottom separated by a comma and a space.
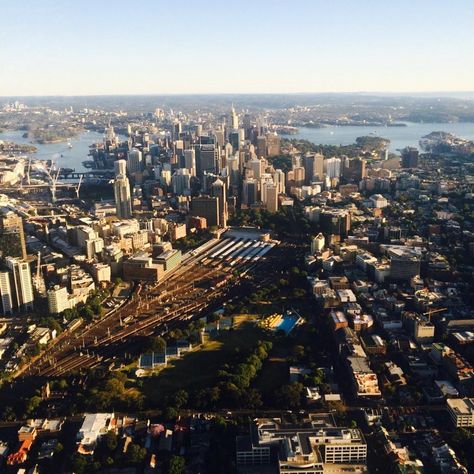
1, 0, 474, 96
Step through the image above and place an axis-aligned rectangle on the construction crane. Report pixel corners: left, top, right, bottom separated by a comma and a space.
422, 307, 448, 322
75, 174, 83, 199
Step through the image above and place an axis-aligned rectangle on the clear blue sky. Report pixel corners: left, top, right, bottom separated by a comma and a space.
1, 0, 474, 95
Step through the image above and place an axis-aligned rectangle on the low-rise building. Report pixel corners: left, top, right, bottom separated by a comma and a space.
447, 398, 474, 427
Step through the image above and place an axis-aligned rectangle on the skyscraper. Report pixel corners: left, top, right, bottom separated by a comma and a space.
401, 147, 419, 169
127, 148, 143, 174
114, 161, 132, 219
0, 209, 27, 260
325, 157, 342, 179
211, 178, 228, 228
264, 183, 279, 213
0, 270, 13, 315
230, 105, 239, 130
243, 179, 258, 206
172, 168, 191, 195
190, 196, 220, 227
6, 257, 34, 312
184, 149, 197, 176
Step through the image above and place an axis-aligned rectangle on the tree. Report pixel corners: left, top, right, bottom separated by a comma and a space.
71, 454, 88, 474
103, 431, 118, 451
275, 383, 304, 409
173, 389, 188, 409
147, 336, 166, 353
168, 455, 185, 474
126, 443, 146, 464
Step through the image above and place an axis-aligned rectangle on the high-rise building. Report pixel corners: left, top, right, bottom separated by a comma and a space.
311, 233, 325, 254
243, 179, 258, 206
0, 209, 27, 260
266, 132, 281, 157
230, 105, 239, 130
343, 157, 366, 182
264, 184, 279, 213
114, 159, 127, 177
293, 166, 305, 187
127, 148, 143, 174
211, 179, 228, 228
6, 257, 34, 312
0, 270, 13, 315
190, 196, 220, 228
272, 169, 286, 194
183, 149, 197, 176
256, 135, 267, 158
401, 147, 419, 168
196, 144, 219, 176
325, 157, 342, 179
114, 169, 132, 219
172, 168, 191, 195
47, 285, 71, 314
248, 158, 263, 180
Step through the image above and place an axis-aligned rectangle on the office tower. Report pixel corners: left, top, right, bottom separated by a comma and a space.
184, 149, 197, 176
256, 135, 267, 158
264, 184, 279, 213
311, 233, 325, 254
114, 159, 127, 177
172, 169, 191, 195
6, 257, 34, 312
226, 155, 240, 187
190, 196, 220, 227
0, 209, 27, 260
314, 153, 324, 180
230, 105, 239, 130
213, 128, 225, 148
320, 210, 351, 238
293, 166, 305, 187
243, 179, 258, 206
173, 121, 182, 139
211, 178, 228, 228
325, 157, 342, 179
248, 158, 263, 179
401, 147, 419, 168
195, 124, 203, 137
273, 169, 286, 194
114, 169, 132, 219
48, 285, 70, 314
343, 157, 366, 182
266, 132, 281, 157
196, 144, 219, 176
302, 154, 315, 184
0, 270, 13, 314
127, 148, 143, 174
229, 131, 240, 151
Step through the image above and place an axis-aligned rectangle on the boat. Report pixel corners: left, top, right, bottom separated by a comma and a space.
67, 142, 73, 148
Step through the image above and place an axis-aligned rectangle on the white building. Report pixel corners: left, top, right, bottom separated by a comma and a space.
127, 148, 143, 174
0, 271, 13, 315
6, 257, 34, 311
47, 285, 71, 314
311, 233, 325, 254
447, 398, 474, 427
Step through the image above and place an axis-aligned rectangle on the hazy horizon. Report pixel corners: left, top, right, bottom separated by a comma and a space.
2, 0, 474, 96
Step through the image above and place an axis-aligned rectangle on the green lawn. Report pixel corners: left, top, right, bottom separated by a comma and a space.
142, 319, 266, 401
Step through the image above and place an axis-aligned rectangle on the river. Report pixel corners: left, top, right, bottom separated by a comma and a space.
288, 122, 474, 152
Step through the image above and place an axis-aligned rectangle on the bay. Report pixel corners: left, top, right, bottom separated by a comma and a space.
289, 122, 474, 152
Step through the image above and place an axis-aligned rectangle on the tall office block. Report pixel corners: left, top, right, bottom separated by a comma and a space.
211, 178, 228, 228
127, 148, 143, 174
6, 257, 34, 312
190, 196, 220, 228
0, 210, 27, 260
243, 179, 258, 206
172, 169, 191, 195
0, 270, 13, 315
184, 149, 197, 176
114, 171, 132, 219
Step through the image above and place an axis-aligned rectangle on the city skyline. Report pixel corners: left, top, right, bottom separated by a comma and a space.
2, 0, 474, 96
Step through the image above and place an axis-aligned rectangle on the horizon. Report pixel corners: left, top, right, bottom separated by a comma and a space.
2, 0, 474, 96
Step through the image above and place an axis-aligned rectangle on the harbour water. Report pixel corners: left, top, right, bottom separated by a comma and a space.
289, 122, 474, 152
2, 122, 474, 173
0, 129, 105, 172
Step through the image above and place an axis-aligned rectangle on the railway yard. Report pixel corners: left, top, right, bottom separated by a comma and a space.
15, 231, 281, 378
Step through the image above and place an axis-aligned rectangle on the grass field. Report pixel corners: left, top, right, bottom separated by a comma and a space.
142, 316, 266, 401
